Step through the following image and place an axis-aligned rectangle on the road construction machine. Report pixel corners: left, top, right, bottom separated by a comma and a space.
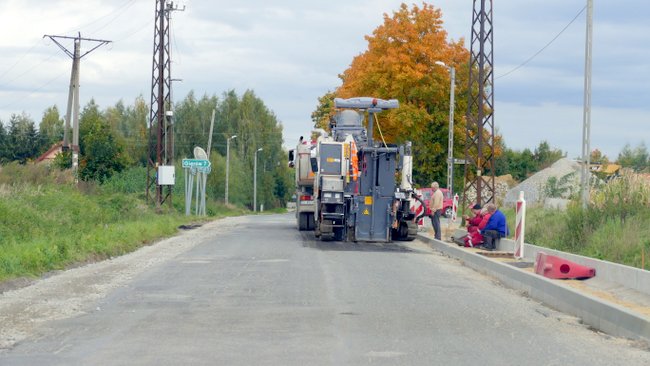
288, 136, 316, 230
308, 97, 425, 242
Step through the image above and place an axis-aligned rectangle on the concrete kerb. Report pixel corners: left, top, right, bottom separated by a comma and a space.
416, 233, 650, 342
498, 238, 650, 296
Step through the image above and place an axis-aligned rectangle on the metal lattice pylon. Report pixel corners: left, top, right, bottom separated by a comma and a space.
463, 0, 496, 208
146, 0, 177, 208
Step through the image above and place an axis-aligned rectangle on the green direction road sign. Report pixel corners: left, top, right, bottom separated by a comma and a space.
182, 159, 210, 168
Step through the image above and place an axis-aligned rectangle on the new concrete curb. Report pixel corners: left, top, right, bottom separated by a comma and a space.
417, 234, 650, 342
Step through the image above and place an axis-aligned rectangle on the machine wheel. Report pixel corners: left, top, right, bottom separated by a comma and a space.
320, 233, 334, 241
393, 221, 417, 241
444, 207, 453, 218
307, 213, 315, 230
314, 220, 321, 237
405, 221, 418, 241
334, 227, 345, 242
298, 213, 308, 231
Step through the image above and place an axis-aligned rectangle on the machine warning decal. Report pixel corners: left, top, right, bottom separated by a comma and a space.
364, 196, 373, 205
326, 157, 341, 163
363, 209, 370, 215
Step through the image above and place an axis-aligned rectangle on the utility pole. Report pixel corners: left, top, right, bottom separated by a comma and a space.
463, 0, 495, 208
207, 109, 216, 157
254, 147, 263, 212
436, 61, 456, 193
225, 135, 237, 205
146, 0, 185, 209
44, 33, 111, 178
580, 0, 594, 209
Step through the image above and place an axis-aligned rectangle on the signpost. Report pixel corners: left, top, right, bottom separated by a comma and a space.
182, 159, 210, 169
183, 157, 211, 216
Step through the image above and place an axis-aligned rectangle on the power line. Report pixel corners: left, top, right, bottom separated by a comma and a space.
114, 19, 155, 43
0, 42, 44, 81
60, 0, 136, 35
87, 0, 138, 35
0, 1, 137, 93
0, 70, 68, 111
496, 5, 587, 80
0, 50, 60, 87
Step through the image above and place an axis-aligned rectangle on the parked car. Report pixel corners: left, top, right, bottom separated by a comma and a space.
418, 188, 454, 218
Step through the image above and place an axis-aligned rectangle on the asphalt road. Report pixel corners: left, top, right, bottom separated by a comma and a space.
1, 213, 649, 365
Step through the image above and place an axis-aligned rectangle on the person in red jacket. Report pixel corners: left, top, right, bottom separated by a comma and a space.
464, 204, 483, 234
463, 204, 491, 247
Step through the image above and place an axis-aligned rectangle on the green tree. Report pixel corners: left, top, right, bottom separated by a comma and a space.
104, 99, 149, 167
122, 96, 149, 166
316, 3, 471, 186
173, 91, 219, 160
7, 113, 39, 164
543, 172, 576, 199
618, 143, 649, 172
311, 91, 336, 130
0, 121, 8, 163
38, 105, 64, 154
534, 140, 564, 169
632, 143, 649, 171
174, 90, 288, 209
78, 100, 127, 182
590, 148, 609, 164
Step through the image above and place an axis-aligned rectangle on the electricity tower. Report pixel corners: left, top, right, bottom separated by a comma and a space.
146, 0, 184, 208
44, 33, 111, 178
463, 0, 496, 207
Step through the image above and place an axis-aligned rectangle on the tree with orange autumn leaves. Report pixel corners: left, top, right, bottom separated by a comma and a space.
312, 3, 475, 188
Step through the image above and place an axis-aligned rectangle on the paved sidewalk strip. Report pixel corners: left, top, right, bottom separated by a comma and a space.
417, 231, 650, 342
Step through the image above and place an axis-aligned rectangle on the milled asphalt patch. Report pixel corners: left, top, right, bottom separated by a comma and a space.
417, 233, 650, 342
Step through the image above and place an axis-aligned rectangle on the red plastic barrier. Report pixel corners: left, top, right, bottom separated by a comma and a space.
534, 252, 596, 280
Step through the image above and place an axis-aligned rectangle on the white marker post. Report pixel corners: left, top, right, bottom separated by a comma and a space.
446, 193, 459, 240
451, 194, 459, 223
514, 191, 526, 259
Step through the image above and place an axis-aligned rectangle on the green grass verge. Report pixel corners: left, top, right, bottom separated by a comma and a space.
523, 205, 650, 269
0, 182, 249, 283
0, 184, 180, 281
496, 171, 650, 270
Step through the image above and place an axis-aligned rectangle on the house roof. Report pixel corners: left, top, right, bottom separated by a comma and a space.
35, 142, 64, 163
590, 163, 621, 175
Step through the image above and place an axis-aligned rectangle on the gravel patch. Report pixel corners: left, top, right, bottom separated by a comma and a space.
504, 158, 583, 205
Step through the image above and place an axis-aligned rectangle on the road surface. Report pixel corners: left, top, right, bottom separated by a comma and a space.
0, 214, 648, 365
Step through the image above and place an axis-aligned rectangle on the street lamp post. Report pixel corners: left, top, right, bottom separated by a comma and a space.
225, 134, 237, 205
435, 61, 456, 193
254, 147, 263, 212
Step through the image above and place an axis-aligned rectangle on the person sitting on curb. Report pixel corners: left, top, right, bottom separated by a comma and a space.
463, 204, 491, 248
464, 203, 483, 234
479, 203, 509, 251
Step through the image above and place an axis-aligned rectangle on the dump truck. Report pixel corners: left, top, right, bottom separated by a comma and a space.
288, 137, 316, 230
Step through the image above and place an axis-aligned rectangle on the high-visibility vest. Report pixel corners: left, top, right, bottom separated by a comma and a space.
350, 141, 358, 181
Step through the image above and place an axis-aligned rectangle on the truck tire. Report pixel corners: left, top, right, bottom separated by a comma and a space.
298, 213, 308, 231
334, 227, 345, 241
307, 213, 315, 230
393, 221, 417, 241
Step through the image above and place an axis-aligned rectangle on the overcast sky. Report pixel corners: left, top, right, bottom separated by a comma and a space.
0, 0, 648, 160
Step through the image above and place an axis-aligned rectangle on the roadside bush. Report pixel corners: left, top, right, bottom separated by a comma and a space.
101, 165, 147, 195
0, 162, 72, 186
525, 172, 650, 269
